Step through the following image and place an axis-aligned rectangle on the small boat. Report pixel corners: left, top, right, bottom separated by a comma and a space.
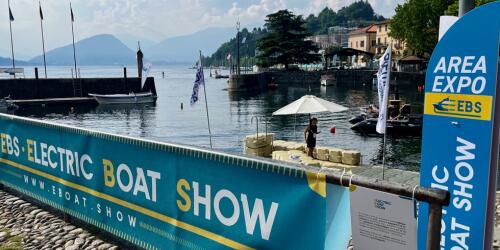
320, 74, 337, 86
88, 92, 157, 105
350, 115, 422, 136
348, 105, 379, 124
350, 101, 423, 136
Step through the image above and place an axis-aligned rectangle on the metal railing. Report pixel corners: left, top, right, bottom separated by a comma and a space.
319, 167, 450, 250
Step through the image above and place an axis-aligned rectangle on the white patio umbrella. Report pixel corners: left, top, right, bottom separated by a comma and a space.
272, 95, 348, 139
273, 95, 348, 115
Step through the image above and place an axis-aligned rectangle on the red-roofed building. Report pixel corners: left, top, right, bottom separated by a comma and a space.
347, 25, 377, 54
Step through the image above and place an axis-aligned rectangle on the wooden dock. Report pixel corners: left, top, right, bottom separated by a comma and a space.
12, 97, 97, 107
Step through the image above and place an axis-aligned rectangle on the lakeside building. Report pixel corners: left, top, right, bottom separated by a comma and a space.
345, 20, 423, 70
307, 34, 332, 49
347, 25, 377, 54
373, 20, 413, 57
328, 26, 357, 48
307, 26, 357, 49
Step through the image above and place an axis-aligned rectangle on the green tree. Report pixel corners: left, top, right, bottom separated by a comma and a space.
390, 0, 495, 56
256, 10, 320, 69
203, 27, 267, 67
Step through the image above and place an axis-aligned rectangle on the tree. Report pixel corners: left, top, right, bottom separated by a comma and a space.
390, 0, 495, 56
203, 27, 267, 67
256, 10, 320, 69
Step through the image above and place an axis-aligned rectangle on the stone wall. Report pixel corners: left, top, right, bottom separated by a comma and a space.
226, 70, 424, 91
0, 77, 156, 100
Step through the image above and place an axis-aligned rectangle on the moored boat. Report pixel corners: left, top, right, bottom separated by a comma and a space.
350, 114, 422, 136
88, 92, 157, 104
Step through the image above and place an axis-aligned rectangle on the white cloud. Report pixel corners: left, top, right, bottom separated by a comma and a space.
0, 0, 403, 59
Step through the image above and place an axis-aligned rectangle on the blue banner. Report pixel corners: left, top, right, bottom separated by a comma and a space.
0, 113, 326, 249
418, 2, 500, 249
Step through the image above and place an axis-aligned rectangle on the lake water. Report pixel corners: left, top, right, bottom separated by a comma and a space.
5, 65, 425, 171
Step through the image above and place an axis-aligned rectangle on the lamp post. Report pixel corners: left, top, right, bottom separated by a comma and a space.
459, 0, 474, 17
236, 20, 241, 75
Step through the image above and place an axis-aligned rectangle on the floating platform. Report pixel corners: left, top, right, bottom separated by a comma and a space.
246, 138, 420, 186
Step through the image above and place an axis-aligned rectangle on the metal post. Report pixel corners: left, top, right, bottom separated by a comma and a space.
70, 2, 78, 79
427, 203, 443, 250
236, 20, 241, 75
459, 0, 475, 17
200, 51, 213, 148
382, 132, 387, 180
8, 0, 16, 79
39, 1, 47, 78
35, 67, 39, 80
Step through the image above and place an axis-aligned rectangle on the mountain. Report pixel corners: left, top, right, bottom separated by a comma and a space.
0, 56, 31, 66
116, 33, 157, 52
144, 27, 235, 64
29, 34, 136, 66
305, 1, 385, 34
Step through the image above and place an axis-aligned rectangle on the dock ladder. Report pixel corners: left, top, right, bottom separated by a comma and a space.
72, 78, 83, 97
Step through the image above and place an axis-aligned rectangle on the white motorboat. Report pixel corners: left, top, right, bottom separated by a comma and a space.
88, 92, 157, 105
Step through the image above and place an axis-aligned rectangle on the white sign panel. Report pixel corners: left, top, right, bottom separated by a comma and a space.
350, 186, 417, 250
438, 16, 458, 41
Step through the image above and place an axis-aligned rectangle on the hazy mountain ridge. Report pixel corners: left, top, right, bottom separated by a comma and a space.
0, 56, 31, 66
20, 27, 236, 65
29, 34, 136, 66
144, 27, 235, 63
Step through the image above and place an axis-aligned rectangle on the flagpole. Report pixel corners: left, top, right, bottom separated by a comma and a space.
200, 51, 213, 148
39, 1, 47, 78
8, 0, 16, 78
70, 2, 77, 78
381, 43, 392, 180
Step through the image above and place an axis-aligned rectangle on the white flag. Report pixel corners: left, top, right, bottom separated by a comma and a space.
141, 62, 152, 87
376, 45, 392, 134
190, 60, 205, 105
241, 37, 247, 44
226, 54, 231, 60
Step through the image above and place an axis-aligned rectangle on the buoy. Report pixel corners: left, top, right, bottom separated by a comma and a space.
330, 126, 336, 134
181, 103, 184, 110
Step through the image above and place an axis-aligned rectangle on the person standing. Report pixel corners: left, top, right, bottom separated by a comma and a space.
304, 118, 319, 157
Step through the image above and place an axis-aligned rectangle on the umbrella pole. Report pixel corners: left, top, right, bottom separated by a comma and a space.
294, 114, 297, 141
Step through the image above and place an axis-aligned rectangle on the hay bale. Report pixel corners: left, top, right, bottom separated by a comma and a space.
315, 147, 329, 161
287, 150, 305, 163
286, 142, 305, 151
245, 145, 273, 157
272, 151, 288, 161
342, 150, 361, 166
272, 140, 289, 151
245, 133, 274, 149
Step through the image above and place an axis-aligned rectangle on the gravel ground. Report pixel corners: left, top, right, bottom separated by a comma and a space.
1, 189, 499, 249
0, 190, 118, 250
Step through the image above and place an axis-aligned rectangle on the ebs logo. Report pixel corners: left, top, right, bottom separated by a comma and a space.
424, 92, 492, 121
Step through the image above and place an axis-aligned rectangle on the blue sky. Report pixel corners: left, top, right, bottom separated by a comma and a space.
1, 0, 404, 59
